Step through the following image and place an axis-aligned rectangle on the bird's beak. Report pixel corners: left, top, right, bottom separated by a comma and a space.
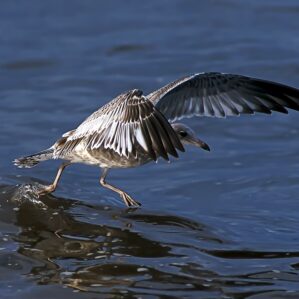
186, 136, 210, 151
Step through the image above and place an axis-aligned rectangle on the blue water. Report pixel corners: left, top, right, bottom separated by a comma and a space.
1, 1, 299, 298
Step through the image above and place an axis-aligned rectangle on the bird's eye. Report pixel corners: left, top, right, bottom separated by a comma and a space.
179, 131, 188, 137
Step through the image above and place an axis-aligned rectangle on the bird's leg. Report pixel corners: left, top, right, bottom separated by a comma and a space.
99, 168, 141, 207
38, 162, 71, 196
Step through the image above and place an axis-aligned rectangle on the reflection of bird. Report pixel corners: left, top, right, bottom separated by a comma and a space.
14, 72, 299, 207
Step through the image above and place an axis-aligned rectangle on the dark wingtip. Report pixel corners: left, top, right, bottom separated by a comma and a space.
160, 152, 170, 161
203, 144, 211, 151
176, 142, 185, 153
170, 149, 179, 158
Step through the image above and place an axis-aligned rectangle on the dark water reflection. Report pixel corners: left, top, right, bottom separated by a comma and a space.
1, 0, 299, 298
1, 183, 223, 297
1, 181, 299, 298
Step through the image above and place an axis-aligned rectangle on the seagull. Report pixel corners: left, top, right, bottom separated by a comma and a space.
14, 72, 299, 207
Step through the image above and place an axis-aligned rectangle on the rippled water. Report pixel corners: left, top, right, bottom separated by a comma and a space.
1, 1, 299, 298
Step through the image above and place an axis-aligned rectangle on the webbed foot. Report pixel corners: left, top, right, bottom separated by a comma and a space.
120, 192, 141, 207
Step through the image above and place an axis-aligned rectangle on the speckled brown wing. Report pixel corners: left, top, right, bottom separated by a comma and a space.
53, 89, 184, 161
148, 72, 299, 122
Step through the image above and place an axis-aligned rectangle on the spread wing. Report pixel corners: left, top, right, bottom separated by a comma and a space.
148, 72, 299, 122
54, 89, 184, 161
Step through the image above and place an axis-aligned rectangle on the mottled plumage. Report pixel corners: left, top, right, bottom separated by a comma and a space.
14, 72, 299, 207
52, 89, 184, 167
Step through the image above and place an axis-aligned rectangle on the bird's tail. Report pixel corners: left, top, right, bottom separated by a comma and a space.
13, 148, 54, 168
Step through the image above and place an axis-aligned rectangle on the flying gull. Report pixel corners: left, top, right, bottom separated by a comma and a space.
14, 72, 299, 207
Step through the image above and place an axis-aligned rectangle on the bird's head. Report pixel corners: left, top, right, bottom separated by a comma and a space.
171, 123, 210, 152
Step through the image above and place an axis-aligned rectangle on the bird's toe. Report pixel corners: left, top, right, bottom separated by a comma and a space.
121, 192, 141, 207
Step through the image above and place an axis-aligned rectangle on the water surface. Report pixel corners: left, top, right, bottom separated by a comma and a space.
1, 1, 299, 298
